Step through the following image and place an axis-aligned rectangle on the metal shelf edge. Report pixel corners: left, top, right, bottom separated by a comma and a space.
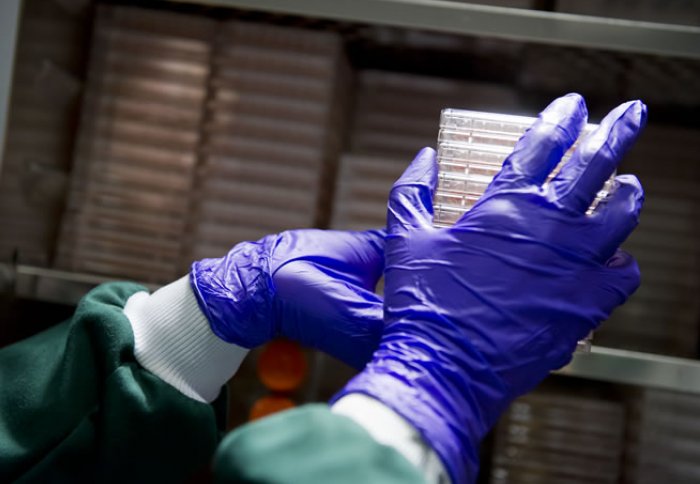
0, 0, 22, 175
557, 346, 700, 395
1, 264, 160, 305
167, 0, 700, 59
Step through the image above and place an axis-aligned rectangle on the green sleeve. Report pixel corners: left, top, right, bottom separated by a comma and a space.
214, 404, 425, 484
0, 282, 227, 483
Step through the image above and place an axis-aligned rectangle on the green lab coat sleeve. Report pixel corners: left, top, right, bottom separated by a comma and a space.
213, 404, 426, 484
0, 282, 227, 483
1, 282, 425, 483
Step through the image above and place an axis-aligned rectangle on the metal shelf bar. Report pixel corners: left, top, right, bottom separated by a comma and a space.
1, 264, 159, 306
169, 0, 700, 59
558, 346, 700, 395
0, 0, 22, 175
4, 263, 700, 394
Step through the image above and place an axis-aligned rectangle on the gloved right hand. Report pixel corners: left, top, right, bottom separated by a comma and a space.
333, 94, 646, 483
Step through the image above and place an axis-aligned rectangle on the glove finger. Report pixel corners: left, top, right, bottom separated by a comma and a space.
276, 264, 384, 369
551, 100, 647, 214
387, 147, 438, 236
343, 229, 385, 286
562, 249, 640, 342
488, 93, 587, 192
587, 249, 641, 319
321, 286, 384, 369
598, 249, 641, 311
589, 174, 644, 261
315, 229, 386, 289
268, 229, 384, 283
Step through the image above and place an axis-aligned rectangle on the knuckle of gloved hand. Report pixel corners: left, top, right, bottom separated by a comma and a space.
526, 121, 573, 153
477, 193, 558, 239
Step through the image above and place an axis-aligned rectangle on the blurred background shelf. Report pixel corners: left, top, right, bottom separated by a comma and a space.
557, 347, 700, 396
0, 263, 159, 305
168, 0, 700, 59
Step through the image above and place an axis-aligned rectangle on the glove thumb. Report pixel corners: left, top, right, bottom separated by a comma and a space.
387, 148, 438, 236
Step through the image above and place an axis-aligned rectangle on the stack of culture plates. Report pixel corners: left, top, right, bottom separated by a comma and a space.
332, 70, 519, 230
186, 21, 350, 262
56, 5, 213, 283
433, 108, 607, 226
625, 389, 700, 483
491, 391, 625, 484
0, 0, 84, 265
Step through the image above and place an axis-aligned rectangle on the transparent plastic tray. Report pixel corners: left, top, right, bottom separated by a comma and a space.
434, 109, 617, 353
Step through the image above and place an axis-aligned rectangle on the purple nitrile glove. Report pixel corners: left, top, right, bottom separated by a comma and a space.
190, 229, 385, 369
333, 94, 647, 483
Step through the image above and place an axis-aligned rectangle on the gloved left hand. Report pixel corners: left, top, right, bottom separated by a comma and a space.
333, 94, 646, 483
190, 229, 385, 369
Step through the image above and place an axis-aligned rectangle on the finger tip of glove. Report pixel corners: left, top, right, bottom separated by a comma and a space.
605, 99, 648, 134
615, 174, 644, 200
619, 99, 648, 129
563, 92, 587, 110
606, 249, 636, 269
388, 149, 438, 233
554, 92, 587, 115
414, 146, 438, 172
396, 146, 438, 188
634, 99, 648, 125
540, 92, 588, 135
576, 100, 646, 174
607, 250, 641, 291
417, 146, 437, 158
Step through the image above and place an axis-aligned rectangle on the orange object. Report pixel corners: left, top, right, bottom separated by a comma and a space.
249, 395, 296, 421
257, 339, 307, 392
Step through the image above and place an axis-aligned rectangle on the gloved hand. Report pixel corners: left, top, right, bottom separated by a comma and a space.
191, 229, 384, 369
332, 94, 646, 483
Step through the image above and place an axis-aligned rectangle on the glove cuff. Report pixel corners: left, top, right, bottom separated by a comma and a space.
331, 366, 478, 484
331, 326, 514, 484
190, 237, 276, 348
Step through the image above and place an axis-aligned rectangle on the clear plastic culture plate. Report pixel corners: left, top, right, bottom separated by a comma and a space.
434, 108, 617, 353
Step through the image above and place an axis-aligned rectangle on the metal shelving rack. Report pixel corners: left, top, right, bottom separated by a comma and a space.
170, 0, 700, 60
1, 1, 699, 395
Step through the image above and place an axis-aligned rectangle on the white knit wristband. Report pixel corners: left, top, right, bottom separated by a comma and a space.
124, 276, 249, 403
332, 394, 450, 483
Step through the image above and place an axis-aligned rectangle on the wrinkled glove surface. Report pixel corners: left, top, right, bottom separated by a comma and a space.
191, 229, 385, 369
333, 94, 647, 483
